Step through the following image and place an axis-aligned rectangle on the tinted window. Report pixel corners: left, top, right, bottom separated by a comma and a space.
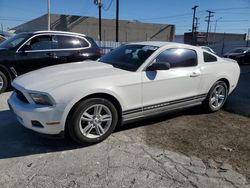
56, 35, 82, 49
155, 48, 197, 68
78, 37, 89, 47
27, 35, 52, 50
99, 44, 158, 71
85, 36, 97, 47
0, 33, 31, 49
203, 52, 217, 62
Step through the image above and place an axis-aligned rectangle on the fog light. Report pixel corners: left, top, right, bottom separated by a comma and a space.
31, 121, 44, 128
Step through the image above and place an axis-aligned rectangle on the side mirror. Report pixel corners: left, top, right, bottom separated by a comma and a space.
19, 45, 31, 52
147, 62, 171, 71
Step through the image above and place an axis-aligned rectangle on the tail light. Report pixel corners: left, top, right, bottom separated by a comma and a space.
96, 49, 101, 56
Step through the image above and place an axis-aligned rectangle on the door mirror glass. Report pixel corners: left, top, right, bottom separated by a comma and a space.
147, 62, 171, 71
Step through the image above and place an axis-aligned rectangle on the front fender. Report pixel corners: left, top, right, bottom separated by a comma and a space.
60, 88, 125, 129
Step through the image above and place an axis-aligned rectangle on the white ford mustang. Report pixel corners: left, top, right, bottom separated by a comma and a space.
8, 42, 240, 144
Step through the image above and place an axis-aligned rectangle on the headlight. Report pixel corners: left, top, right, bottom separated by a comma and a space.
30, 93, 53, 106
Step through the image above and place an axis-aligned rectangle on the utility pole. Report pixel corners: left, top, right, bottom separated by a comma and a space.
246, 28, 250, 47
94, 0, 102, 41
214, 17, 222, 43
192, 5, 198, 34
116, 0, 119, 42
214, 17, 222, 33
47, 0, 50, 30
194, 17, 199, 32
205, 10, 214, 44
1, 24, 3, 33
98, 0, 102, 41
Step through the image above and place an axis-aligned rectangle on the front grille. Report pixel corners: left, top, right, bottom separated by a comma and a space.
15, 89, 29, 104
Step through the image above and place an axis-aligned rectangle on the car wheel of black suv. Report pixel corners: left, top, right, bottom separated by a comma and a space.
0, 71, 8, 94
68, 98, 118, 144
203, 81, 228, 112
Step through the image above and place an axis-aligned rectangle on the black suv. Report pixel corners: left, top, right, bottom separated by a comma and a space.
0, 31, 101, 93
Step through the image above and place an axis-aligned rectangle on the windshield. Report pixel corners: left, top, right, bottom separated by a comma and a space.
0, 33, 31, 49
228, 48, 246, 53
99, 44, 158, 71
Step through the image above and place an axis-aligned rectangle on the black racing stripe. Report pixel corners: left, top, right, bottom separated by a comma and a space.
143, 94, 207, 112
123, 107, 142, 115
123, 94, 207, 115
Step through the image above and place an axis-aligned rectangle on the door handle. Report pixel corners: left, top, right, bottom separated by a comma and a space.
190, 72, 200, 77
46, 52, 58, 59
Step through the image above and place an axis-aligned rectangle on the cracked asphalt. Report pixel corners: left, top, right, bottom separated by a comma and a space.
0, 66, 250, 188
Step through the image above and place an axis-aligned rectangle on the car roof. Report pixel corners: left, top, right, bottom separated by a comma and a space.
18, 30, 86, 37
129, 41, 200, 50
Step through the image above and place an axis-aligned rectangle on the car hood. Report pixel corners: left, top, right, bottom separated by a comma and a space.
13, 60, 128, 91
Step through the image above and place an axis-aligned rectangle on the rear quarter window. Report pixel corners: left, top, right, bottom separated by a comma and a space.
203, 52, 217, 62
56, 35, 82, 49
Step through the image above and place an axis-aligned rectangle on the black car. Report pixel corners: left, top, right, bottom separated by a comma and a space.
223, 47, 250, 64
0, 31, 101, 93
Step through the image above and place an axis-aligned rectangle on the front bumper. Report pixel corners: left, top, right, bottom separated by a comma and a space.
8, 92, 65, 135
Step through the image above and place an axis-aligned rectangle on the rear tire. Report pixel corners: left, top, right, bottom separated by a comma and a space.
202, 81, 228, 112
0, 71, 8, 94
68, 98, 118, 144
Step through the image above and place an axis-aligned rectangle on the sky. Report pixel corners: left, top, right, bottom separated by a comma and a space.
0, 0, 250, 35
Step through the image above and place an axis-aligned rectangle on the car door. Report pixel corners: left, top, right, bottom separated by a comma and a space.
142, 48, 202, 115
15, 34, 56, 74
53, 35, 89, 65
245, 51, 250, 63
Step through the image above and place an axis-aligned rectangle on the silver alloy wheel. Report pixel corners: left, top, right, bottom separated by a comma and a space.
79, 104, 112, 139
210, 85, 226, 110
0, 75, 3, 91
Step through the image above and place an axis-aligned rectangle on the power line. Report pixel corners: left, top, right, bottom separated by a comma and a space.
139, 13, 192, 21
211, 7, 250, 11
102, 0, 113, 11
219, 20, 249, 22
0, 18, 28, 22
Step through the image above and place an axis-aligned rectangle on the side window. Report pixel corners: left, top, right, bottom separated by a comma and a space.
203, 52, 217, 62
56, 35, 82, 49
78, 37, 90, 48
155, 48, 197, 68
26, 35, 52, 50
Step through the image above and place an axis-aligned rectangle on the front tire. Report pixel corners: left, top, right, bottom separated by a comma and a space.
0, 71, 8, 94
203, 81, 228, 112
68, 98, 118, 144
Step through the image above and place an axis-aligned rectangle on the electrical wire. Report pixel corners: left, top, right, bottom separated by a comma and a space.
102, 0, 113, 11
139, 13, 192, 21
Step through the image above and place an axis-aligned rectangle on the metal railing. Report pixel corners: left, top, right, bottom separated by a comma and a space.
96, 40, 124, 54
